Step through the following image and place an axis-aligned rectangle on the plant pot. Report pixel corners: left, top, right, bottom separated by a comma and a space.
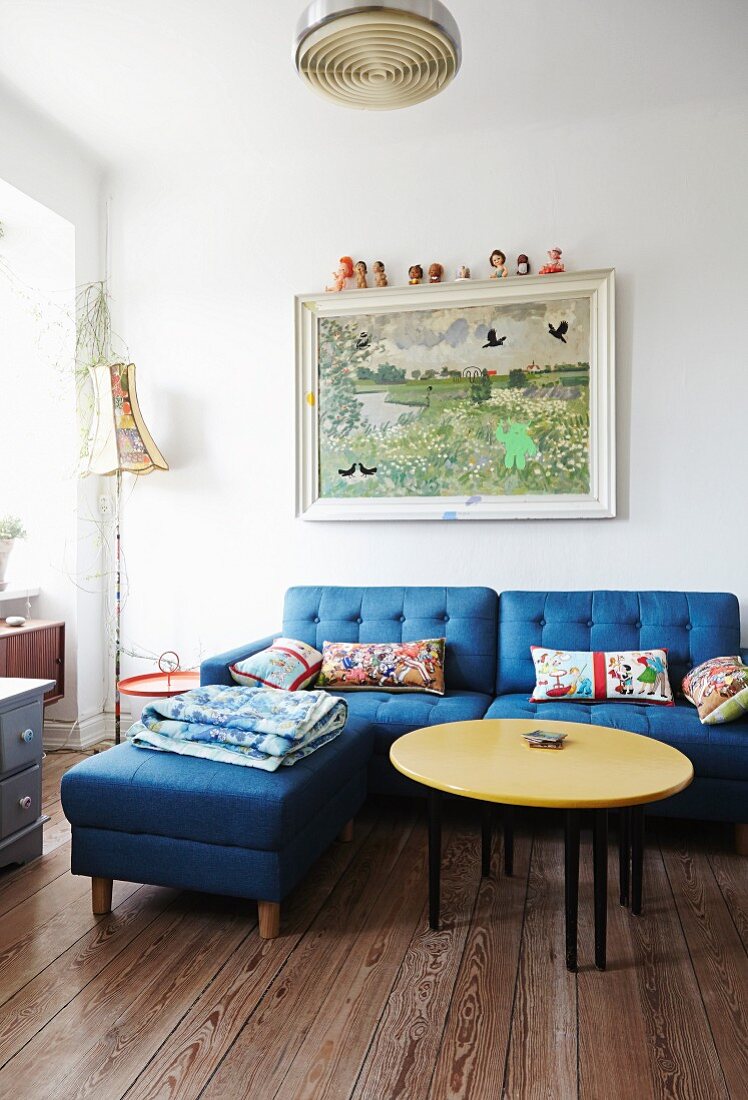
0, 538, 16, 591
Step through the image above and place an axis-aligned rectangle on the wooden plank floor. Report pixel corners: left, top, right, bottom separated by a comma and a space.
0, 752, 746, 1099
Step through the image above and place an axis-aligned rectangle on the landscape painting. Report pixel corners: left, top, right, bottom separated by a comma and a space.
296, 270, 615, 520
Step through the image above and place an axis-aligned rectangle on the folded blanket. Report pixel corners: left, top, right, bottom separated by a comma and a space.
126, 684, 347, 770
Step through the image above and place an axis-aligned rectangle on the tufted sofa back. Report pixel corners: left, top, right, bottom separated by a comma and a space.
497, 590, 741, 695
283, 586, 499, 694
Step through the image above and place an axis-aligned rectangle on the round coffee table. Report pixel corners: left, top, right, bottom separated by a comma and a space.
390, 718, 693, 971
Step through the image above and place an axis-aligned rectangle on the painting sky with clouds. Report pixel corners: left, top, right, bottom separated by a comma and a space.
349, 297, 590, 376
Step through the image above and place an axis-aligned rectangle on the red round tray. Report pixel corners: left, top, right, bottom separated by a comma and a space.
117, 671, 200, 698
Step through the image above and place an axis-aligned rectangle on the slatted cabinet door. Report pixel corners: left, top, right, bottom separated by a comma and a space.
0, 621, 65, 705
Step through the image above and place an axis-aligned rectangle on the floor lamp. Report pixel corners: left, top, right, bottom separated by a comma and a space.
86, 363, 168, 742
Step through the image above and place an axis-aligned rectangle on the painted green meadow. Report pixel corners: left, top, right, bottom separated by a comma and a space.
318, 308, 591, 499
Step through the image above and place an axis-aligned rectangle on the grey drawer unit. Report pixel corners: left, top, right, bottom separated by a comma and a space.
1, 764, 41, 839
0, 700, 43, 776
0, 677, 53, 871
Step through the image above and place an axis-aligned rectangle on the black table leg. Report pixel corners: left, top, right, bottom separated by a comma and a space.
631, 806, 644, 916
481, 802, 492, 877
593, 809, 608, 970
504, 805, 514, 877
429, 789, 442, 930
619, 807, 630, 907
564, 809, 581, 972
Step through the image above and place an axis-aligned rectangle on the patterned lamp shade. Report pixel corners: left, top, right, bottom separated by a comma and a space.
87, 363, 168, 476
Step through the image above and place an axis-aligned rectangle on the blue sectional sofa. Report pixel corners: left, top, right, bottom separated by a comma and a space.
202, 586, 748, 826
62, 585, 747, 941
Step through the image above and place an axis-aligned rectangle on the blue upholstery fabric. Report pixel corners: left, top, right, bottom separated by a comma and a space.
69, 769, 366, 902
62, 723, 373, 851
338, 690, 491, 756
498, 591, 740, 695
282, 586, 498, 694
646, 777, 748, 824
368, 752, 430, 797
485, 695, 748, 782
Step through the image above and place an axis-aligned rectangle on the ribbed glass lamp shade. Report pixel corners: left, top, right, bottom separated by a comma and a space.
294, 1, 461, 110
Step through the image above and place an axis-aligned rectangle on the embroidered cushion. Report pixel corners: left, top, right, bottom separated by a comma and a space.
229, 638, 322, 691
683, 656, 748, 725
316, 638, 446, 695
530, 646, 674, 705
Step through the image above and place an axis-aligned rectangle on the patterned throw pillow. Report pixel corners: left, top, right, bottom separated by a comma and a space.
683, 656, 748, 725
316, 638, 446, 695
230, 638, 322, 691
530, 646, 674, 705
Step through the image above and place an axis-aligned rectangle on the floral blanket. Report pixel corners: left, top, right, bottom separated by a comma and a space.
126, 685, 347, 771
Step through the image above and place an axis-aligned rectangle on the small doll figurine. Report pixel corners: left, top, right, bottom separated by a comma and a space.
408, 264, 423, 285
516, 253, 530, 276
539, 247, 564, 275
354, 260, 368, 289
455, 265, 471, 280
326, 255, 354, 292
489, 249, 508, 278
428, 262, 443, 284
373, 260, 388, 287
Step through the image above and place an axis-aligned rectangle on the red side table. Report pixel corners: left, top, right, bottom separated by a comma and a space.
117, 671, 201, 742
117, 671, 200, 699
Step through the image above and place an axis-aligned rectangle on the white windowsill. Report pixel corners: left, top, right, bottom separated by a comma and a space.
0, 585, 41, 603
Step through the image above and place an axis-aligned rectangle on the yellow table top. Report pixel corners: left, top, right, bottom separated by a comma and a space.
389, 719, 694, 809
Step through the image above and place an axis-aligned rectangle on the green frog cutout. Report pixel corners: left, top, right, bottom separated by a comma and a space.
495, 421, 538, 470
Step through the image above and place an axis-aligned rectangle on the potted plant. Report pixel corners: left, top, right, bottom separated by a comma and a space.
0, 514, 27, 591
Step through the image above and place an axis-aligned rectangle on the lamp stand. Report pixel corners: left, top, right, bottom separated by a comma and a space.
115, 467, 122, 744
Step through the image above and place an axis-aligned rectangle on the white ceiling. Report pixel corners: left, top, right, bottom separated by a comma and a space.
0, 0, 745, 170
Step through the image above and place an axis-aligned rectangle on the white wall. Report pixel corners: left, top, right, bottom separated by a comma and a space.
0, 84, 105, 727
106, 2, 748, 672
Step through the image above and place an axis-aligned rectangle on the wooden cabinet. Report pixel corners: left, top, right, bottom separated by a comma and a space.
0, 620, 65, 706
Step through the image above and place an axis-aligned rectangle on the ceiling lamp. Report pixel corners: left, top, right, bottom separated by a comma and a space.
294, 1, 461, 111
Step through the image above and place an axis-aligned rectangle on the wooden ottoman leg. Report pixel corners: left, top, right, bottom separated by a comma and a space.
92, 877, 113, 915
258, 900, 280, 939
338, 818, 354, 843
735, 824, 748, 856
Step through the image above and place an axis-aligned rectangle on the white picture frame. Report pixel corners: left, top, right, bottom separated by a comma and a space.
295, 268, 615, 521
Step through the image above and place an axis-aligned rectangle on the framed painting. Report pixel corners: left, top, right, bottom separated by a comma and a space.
295, 268, 615, 521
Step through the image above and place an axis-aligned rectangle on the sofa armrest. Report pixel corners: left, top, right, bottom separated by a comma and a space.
200, 633, 280, 687
741, 648, 748, 665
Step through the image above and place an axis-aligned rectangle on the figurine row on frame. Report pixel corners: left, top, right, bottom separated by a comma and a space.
325, 248, 565, 292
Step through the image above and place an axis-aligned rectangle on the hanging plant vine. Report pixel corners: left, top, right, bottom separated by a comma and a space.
75, 280, 129, 467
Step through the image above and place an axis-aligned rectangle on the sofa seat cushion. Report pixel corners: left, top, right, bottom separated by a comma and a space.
61, 724, 374, 852
333, 690, 492, 756
485, 695, 748, 782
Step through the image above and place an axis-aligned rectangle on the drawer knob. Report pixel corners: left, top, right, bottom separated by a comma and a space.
21, 729, 35, 743
19, 796, 32, 810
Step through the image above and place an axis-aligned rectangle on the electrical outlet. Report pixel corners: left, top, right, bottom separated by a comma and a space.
98, 494, 112, 516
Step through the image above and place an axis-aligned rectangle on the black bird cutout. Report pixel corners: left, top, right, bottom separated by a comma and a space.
482, 328, 507, 348
359, 462, 377, 476
548, 320, 569, 343
338, 463, 357, 478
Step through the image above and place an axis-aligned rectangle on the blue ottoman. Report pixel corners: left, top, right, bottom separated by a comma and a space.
61, 720, 373, 938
